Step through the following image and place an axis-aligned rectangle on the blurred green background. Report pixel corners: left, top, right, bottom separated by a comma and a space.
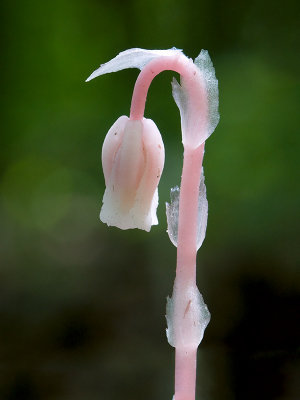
0, 0, 299, 399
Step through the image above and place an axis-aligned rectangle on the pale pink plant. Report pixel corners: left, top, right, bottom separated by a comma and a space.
86, 48, 219, 400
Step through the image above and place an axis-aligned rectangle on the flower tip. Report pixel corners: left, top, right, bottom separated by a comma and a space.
85, 73, 95, 82
86, 67, 104, 82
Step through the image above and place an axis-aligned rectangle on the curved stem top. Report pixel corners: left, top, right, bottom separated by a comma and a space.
86, 48, 219, 150
129, 53, 208, 149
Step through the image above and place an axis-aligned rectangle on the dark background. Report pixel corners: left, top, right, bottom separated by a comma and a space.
0, 0, 299, 399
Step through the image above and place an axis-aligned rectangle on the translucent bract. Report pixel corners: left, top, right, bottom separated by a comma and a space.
166, 283, 211, 348
171, 49, 219, 148
166, 170, 208, 250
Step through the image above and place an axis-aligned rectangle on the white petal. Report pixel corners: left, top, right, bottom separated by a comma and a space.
101, 116, 128, 184
86, 47, 182, 82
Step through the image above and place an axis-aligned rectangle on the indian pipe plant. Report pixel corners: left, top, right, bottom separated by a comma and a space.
86, 48, 219, 400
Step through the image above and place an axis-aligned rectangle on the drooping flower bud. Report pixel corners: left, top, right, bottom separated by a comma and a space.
100, 116, 165, 232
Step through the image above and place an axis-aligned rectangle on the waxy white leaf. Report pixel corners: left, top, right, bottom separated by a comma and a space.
166, 283, 211, 348
86, 47, 183, 82
171, 49, 219, 147
166, 169, 208, 250
194, 50, 220, 139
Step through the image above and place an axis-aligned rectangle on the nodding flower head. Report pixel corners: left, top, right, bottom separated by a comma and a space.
100, 115, 165, 232
86, 48, 219, 232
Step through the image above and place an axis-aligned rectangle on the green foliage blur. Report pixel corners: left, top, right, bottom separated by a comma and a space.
0, 0, 299, 399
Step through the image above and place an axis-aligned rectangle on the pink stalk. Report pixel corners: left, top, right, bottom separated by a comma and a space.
130, 56, 206, 400
174, 145, 204, 400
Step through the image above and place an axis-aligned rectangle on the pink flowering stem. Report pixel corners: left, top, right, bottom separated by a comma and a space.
174, 144, 204, 400
130, 55, 206, 400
